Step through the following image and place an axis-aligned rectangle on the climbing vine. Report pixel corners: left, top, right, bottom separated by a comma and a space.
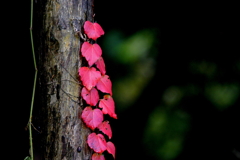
79, 21, 117, 160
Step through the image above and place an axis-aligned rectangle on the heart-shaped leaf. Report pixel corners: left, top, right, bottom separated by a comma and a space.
107, 141, 116, 159
87, 133, 107, 153
84, 21, 105, 40
79, 67, 101, 91
81, 42, 102, 66
92, 153, 105, 160
99, 95, 117, 119
97, 121, 112, 139
96, 75, 112, 95
95, 57, 106, 75
81, 87, 99, 106
81, 107, 103, 130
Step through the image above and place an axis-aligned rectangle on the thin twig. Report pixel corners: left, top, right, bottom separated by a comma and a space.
60, 88, 80, 104
31, 122, 42, 134
28, 0, 37, 159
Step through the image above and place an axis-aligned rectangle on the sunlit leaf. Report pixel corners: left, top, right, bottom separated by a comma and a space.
99, 95, 117, 119
81, 107, 103, 130
96, 75, 112, 95
107, 141, 116, 159
95, 57, 106, 75
79, 67, 101, 91
87, 133, 107, 153
92, 153, 105, 160
81, 87, 99, 106
81, 42, 102, 66
84, 21, 104, 40
97, 121, 112, 139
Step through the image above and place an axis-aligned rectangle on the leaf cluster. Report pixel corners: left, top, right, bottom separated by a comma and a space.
79, 21, 117, 160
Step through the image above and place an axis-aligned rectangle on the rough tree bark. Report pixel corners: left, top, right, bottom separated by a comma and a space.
34, 0, 95, 159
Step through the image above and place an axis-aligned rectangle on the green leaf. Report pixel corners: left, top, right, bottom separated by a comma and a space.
24, 156, 32, 160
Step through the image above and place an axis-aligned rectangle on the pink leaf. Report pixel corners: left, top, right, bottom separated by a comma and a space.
95, 57, 106, 75
87, 133, 107, 153
92, 153, 105, 160
97, 121, 112, 139
84, 21, 104, 40
96, 75, 112, 95
107, 141, 116, 159
81, 42, 102, 66
99, 95, 117, 119
81, 87, 99, 106
81, 107, 103, 130
79, 67, 101, 91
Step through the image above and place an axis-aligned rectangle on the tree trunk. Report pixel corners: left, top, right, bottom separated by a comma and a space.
35, 0, 94, 159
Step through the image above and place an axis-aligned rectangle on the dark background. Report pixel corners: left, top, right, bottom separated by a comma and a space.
8, 1, 239, 160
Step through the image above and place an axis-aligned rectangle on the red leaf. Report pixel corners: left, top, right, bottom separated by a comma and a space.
99, 95, 117, 119
97, 121, 112, 139
79, 67, 101, 91
84, 21, 104, 40
81, 42, 102, 66
87, 133, 107, 153
95, 57, 106, 75
81, 107, 103, 130
81, 87, 99, 106
92, 153, 105, 160
96, 75, 112, 95
107, 141, 116, 159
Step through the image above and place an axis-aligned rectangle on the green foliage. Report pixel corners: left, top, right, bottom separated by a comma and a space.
205, 83, 239, 110
103, 29, 158, 112
24, 156, 31, 160
103, 29, 159, 64
143, 107, 189, 160
101, 26, 239, 160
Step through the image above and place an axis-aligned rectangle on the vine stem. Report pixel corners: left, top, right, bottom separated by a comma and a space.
28, 0, 37, 159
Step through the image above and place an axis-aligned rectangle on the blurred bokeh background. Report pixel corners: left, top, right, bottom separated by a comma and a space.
93, 1, 240, 160
14, 1, 239, 160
